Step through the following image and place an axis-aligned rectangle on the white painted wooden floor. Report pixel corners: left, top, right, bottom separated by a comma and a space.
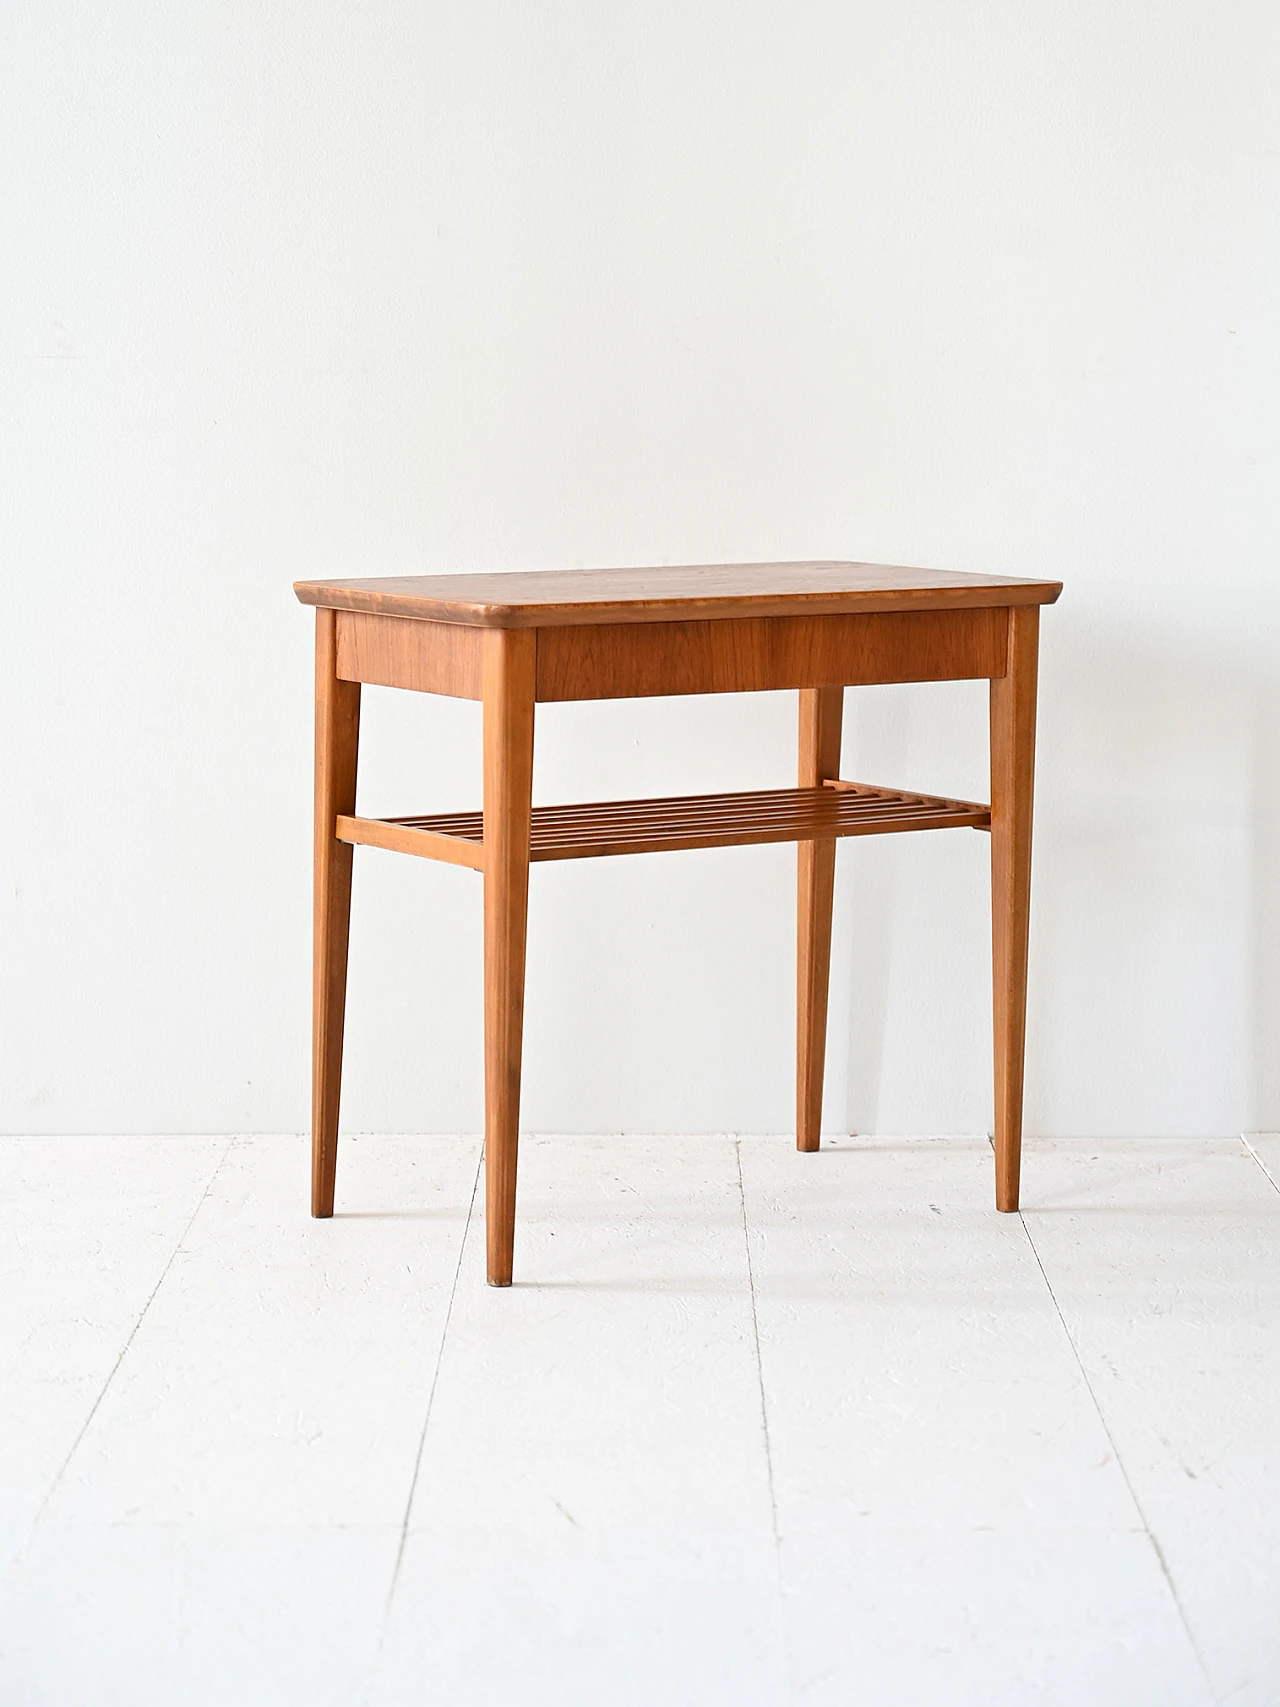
1, 1135, 1277, 1706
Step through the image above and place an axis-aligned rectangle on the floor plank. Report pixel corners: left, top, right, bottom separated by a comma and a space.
2, 1135, 1275, 1705
0, 1522, 396, 1707
1248, 1134, 1280, 1196
1024, 1138, 1280, 1707
39, 1136, 480, 1525
0, 1136, 227, 1564
774, 1525, 1211, 1707
738, 1135, 1213, 1706
371, 1135, 785, 1707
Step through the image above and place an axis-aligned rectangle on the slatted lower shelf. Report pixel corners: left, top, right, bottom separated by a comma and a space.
336, 781, 990, 868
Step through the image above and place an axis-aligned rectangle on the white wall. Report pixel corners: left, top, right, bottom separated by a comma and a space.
3, 2, 1277, 1139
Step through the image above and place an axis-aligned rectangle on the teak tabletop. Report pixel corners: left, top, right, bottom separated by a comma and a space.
296, 561, 1062, 1284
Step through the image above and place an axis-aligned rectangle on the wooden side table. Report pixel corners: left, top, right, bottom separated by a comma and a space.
294, 562, 1061, 1285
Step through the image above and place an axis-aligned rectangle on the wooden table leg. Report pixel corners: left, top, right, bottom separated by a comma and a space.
796, 687, 844, 1152
989, 606, 1039, 1210
482, 629, 536, 1285
312, 608, 361, 1217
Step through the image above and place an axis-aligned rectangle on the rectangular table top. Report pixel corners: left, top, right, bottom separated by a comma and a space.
294, 561, 1062, 629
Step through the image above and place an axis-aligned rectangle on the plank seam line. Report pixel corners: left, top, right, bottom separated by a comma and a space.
381, 1142, 484, 1632
735, 1138, 790, 1686
20, 1133, 238, 1553
1242, 1134, 1280, 1197
1018, 1212, 1220, 1704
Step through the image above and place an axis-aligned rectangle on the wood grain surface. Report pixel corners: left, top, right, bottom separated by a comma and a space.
296, 561, 1063, 629
482, 629, 536, 1286
335, 610, 482, 698
339, 782, 989, 865
796, 689, 845, 1154
535, 607, 1007, 700
990, 606, 1040, 1212
311, 609, 360, 1219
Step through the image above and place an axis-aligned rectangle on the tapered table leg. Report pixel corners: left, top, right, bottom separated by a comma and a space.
989, 606, 1040, 1210
482, 629, 536, 1285
312, 608, 361, 1217
797, 687, 844, 1152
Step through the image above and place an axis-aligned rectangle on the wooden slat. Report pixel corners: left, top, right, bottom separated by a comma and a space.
824, 777, 993, 829
341, 783, 990, 868
534, 810, 978, 861
534, 607, 1007, 701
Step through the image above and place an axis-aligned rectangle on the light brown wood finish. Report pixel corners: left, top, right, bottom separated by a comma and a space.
534, 607, 1007, 702
797, 689, 845, 1153
311, 609, 361, 1218
335, 610, 482, 698
296, 560, 1062, 629
339, 783, 989, 866
989, 606, 1040, 1211
296, 563, 1058, 1279
482, 628, 537, 1286
335, 813, 485, 870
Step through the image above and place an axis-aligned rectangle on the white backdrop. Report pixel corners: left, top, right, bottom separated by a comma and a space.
2, 2, 1277, 1139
